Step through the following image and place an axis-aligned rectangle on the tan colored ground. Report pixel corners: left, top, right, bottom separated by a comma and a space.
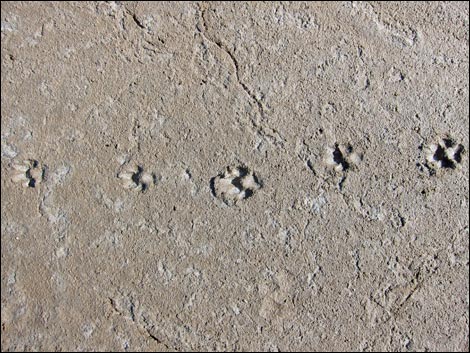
1, 2, 469, 351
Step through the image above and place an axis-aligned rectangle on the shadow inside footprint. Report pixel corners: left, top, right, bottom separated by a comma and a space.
432, 141, 464, 169
332, 144, 350, 171
433, 145, 456, 169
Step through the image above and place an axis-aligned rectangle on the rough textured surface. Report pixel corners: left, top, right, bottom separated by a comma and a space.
1, 1, 469, 351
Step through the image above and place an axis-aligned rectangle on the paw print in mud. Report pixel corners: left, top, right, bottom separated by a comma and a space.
425, 138, 464, 170
325, 143, 362, 172
210, 166, 261, 205
118, 164, 156, 192
11, 159, 45, 188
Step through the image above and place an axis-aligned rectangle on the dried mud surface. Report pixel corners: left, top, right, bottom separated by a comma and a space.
1, 2, 469, 351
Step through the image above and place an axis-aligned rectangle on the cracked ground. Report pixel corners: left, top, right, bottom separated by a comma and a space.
1, 2, 469, 352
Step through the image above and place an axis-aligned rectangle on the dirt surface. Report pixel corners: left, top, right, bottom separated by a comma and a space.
1, 1, 469, 351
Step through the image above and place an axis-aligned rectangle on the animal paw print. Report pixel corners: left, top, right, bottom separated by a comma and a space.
11, 159, 45, 188
325, 143, 362, 172
118, 164, 156, 192
425, 138, 464, 170
210, 166, 261, 205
